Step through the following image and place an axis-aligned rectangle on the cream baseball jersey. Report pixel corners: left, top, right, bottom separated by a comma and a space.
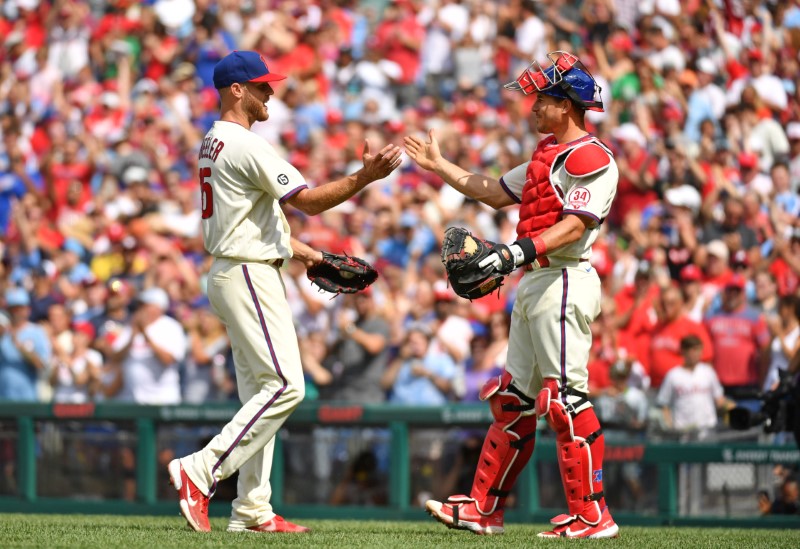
198, 121, 307, 262
500, 138, 618, 261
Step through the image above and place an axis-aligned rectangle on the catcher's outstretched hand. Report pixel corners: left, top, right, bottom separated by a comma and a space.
360, 141, 403, 182
404, 129, 442, 172
307, 251, 378, 296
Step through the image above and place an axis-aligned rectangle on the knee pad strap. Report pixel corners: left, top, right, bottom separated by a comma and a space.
479, 371, 535, 427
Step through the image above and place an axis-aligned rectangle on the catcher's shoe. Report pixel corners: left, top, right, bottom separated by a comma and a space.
227, 515, 310, 533
425, 496, 504, 535
536, 513, 575, 538
538, 508, 619, 539
168, 459, 210, 532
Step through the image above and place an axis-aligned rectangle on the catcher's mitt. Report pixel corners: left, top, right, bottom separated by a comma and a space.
441, 226, 505, 300
307, 252, 378, 295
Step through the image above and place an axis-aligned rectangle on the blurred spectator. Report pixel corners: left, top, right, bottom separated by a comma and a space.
283, 258, 335, 396
699, 239, 734, 306
769, 229, 800, 298
656, 335, 734, 440
701, 197, 759, 259
704, 275, 771, 399
679, 264, 707, 323
595, 360, 649, 432
50, 320, 100, 404
319, 290, 390, 403
762, 296, 800, 392
649, 286, 713, 388
462, 311, 509, 401
683, 58, 726, 144
430, 281, 474, 368
28, 265, 61, 323
437, 433, 483, 503
374, 0, 424, 108
181, 304, 231, 404
0, 287, 51, 402
110, 287, 186, 404
758, 474, 800, 516
329, 448, 387, 506
91, 277, 133, 360
608, 123, 657, 230
754, 269, 780, 320
381, 322, 456, 405
614, 263, 659, 374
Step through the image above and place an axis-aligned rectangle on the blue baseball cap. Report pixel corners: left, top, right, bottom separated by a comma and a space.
213, 51, 286, 89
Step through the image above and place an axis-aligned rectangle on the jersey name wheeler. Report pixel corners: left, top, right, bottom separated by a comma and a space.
199, 121, 308, 262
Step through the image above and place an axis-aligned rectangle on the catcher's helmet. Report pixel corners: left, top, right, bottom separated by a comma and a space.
504, 51, 604, 112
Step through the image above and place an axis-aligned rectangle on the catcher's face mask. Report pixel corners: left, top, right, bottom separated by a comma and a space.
504, 51, 604, 112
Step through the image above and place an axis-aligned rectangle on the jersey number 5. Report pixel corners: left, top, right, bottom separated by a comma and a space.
200, 167, 213, 219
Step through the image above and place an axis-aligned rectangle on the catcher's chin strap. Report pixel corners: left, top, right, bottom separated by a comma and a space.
536, 378, 604, 526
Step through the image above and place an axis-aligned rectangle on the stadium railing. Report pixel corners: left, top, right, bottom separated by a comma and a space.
0, 402, 797, 528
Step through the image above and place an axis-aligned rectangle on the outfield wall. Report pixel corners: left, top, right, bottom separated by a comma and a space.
0, 402, 797, 528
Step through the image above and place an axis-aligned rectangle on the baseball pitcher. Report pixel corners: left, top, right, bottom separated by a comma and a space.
168, 51, 401, 533
405, 51, 619, 539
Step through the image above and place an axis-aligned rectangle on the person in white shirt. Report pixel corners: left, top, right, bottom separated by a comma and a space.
643, 20, 685, 73
726, 51, 788, 113
763, 296, 800, 392
511, 1, 547, 77
111, 287, 187, 405
50, 321, 101, 404
694, 58, 726, 120
657, 335, 734, 439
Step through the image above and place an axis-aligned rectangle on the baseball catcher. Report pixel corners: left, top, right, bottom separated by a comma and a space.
405, 50, 619, 539
307, 252, 378, 295
440, 227, 508, 300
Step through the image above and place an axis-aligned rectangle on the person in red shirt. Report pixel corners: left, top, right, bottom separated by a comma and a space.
588, 297, 623, 393
704, 274, 771, 397
614, 264, 659, 374
649, 286, 713, 388
607, 124, 658, 229
699, 239, 733, 302
769, 230, 800, 297
43, 136, 95, 220
374, 1, 424, 107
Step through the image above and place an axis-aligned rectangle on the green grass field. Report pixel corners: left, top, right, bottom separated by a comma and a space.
1, 514, 798, 548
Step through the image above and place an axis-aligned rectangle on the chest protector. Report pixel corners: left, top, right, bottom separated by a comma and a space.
517, 135, 600, 240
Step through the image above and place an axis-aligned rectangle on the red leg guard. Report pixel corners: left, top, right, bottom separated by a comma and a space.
468, 372, 537, 514
573, 407, 606, 509
538, 379, 603, 526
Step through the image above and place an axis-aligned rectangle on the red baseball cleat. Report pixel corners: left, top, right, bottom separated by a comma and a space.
168, 459, 210, 532
565, 507, 619, 539
425, 496, 504, 535
227, 515, 310, 533
538, 508, 619, 539
536, 513, 574, 538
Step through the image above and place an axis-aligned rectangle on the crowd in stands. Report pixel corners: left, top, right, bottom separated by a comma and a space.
0, 0, 799, 441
